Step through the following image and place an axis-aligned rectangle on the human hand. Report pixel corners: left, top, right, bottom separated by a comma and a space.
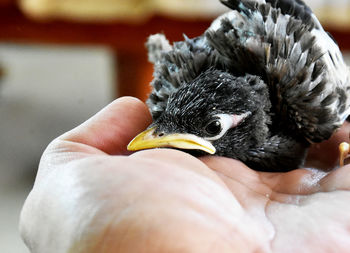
20, 97, 350, 253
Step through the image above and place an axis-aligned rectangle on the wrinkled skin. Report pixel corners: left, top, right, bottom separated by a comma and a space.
20, 97, 350, 253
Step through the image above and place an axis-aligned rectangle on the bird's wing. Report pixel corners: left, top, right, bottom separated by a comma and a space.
146, 34, 222, 120
206, 0, 350, 142
220, 0, 318, 28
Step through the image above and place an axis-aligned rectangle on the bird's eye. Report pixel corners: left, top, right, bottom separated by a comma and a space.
203, 112, 250, 141
205, 120, 222, 136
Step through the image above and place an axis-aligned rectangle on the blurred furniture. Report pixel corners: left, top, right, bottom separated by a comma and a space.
1, 0, 350, 101
0, 0, 222, 100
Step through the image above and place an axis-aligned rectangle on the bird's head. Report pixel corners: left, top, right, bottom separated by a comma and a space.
128, 69, 272, 160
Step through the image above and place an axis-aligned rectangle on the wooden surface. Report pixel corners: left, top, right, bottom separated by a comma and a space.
1, 3, 350, 101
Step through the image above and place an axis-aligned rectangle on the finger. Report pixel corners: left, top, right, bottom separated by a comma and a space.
201, 156, 328, 197
131, 149, 226, 186
201, 156, 260, 186
200, 156, 273, 196
60, 96, 152, 155
319, 165, 350, 191
306, 121, 350, 169
201, 156, 301, 195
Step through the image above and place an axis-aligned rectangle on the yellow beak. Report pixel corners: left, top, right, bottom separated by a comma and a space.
127, 127, 216, 154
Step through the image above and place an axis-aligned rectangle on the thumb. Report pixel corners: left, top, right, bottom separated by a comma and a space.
60, 96, 152, 155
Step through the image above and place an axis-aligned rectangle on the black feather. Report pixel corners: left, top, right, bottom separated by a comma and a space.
143, 0, 350, 171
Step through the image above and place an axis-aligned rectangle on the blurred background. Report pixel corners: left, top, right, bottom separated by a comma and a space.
0, 0, 350, 252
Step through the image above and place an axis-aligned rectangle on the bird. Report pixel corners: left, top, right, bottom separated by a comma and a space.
127, 0, 350, 172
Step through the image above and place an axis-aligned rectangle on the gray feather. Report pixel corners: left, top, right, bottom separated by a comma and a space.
146, 0, 350, 143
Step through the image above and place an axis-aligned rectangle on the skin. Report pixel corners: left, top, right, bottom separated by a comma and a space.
20, 97, 350, 253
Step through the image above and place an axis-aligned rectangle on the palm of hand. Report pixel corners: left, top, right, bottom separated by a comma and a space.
203, 155, 350, 252
110, 149, 350, 252
20, 97, 350, 253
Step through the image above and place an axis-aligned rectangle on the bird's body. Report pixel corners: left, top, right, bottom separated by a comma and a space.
128, 0, 350, 172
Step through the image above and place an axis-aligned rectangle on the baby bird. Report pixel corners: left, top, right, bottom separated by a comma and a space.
128, 0, 350, 172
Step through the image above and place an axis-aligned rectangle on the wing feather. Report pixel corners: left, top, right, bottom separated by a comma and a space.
146, 0, 350, 142
206, 0, 350, 142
